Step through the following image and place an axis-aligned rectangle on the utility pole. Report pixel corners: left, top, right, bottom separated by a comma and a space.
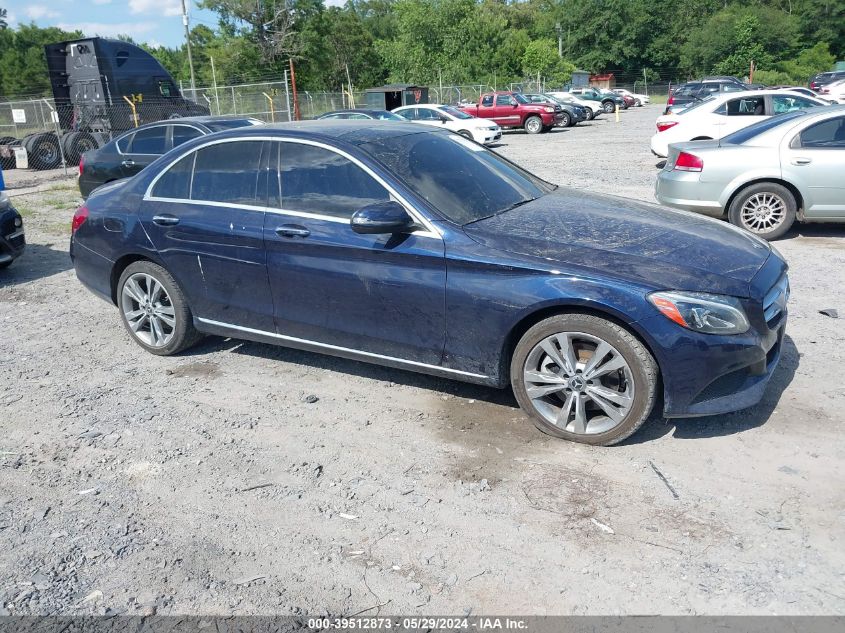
181, 0, 196, 97
555, 22, 563, 58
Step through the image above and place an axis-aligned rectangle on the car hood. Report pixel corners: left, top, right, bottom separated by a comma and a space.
462, 188, 772, 298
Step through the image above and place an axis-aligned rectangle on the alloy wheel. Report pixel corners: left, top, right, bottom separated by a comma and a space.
522, 331, 635, 435
120, 272, 177, 347
740, 192, 786, 233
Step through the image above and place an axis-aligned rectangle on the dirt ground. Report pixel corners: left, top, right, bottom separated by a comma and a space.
1, 106, 843, 616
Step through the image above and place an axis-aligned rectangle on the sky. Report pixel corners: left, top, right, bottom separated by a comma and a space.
2, 0, 341, 49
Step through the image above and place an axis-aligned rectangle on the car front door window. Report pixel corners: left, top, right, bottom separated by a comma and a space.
278, 142, 390, 219
264, 140, 446, 363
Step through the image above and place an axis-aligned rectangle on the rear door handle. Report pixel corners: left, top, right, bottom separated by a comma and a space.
275, 224, 310, 238
121, 159, 135, 167
791, 157, 812, 165
152, 214, 180, 226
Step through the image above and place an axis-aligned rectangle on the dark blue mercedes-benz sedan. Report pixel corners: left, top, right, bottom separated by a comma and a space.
69, 122, 788, 445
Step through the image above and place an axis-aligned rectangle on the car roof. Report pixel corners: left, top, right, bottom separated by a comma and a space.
394, 104, 450, 109
198, 120, 435, 146
320, 109, 392, 116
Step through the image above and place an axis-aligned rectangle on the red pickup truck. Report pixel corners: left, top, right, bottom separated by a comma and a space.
459, 91, 564, 134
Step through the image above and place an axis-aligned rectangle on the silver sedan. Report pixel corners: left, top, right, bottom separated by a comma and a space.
655, 105, 845, 240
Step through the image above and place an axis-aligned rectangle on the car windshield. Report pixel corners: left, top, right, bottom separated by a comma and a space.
722, 110, 810, 145
359, 131, 555, 225
512, 93, 530, 104
677, 95, 718, 115
438, 106, 472, 120
204, 119, 260, 131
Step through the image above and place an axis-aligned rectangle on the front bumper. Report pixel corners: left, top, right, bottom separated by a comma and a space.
0, 208, 25, 265
654, 170, 724, 217
638, 262, 789, 418
481, 129, 502, 144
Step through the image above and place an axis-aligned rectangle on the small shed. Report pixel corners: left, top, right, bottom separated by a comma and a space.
589, 73, 616, 89
365, 84, 429, 111
570, 70, 591, 88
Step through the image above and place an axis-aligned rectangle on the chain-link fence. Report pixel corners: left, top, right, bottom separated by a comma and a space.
0, 76, 676, 171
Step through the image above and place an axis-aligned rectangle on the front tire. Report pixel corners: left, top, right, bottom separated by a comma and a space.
728, 182, 796, 241
457, 130, 473, 140
511, 314, 658, 446
524, 116, 542, 134
559, 112, 571, 128
117, 261, 203, 356
635, 99, 642, 107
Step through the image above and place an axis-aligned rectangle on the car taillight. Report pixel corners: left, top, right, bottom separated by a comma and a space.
667, 94, 675, 105
78, 154, 85, 176
674, 151, 703, 172
72, 205, 89, 234
656, 121, 678, 132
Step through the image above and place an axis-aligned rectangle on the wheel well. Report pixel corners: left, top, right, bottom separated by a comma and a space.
501, 304, 662, 381
690, 136, 712, 140
110, 254, 153, 303
725, 178, 804, 218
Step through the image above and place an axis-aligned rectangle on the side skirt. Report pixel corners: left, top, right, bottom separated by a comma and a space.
194, 317, 499, 387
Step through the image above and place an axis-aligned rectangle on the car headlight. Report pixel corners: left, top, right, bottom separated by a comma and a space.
648, 291, 750, 335
544, 107, 555, 113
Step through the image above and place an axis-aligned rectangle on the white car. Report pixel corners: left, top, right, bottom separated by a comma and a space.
650, 90, 829, 157
545, 92, 602, 119
820, 78, 845, 104
392, 104, 502, 144
613, 88, 650, 106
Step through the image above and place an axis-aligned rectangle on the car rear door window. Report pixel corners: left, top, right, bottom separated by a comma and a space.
277, 142, 390, 219
416, 108, 439, 121
191, 140, 266, 206
116, 132, 133, 153
726, 97, 765, 116
129, 125, 167, 154
481, 95, 493, 107
397, 109, 416, 120
172, 125, 204, 148
151, 152, 195, 199
796, 117, 845, 149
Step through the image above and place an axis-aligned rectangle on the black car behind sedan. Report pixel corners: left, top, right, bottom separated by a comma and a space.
78, 116, 262, 198
0, 190, 25, 269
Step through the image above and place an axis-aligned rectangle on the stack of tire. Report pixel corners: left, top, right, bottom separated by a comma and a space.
0, 136, 18, 170
0, 131, 103, 170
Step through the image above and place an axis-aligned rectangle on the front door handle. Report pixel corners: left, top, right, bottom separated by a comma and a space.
121, 159, 135, 168
275, 224, 310, 238
152, 214, 180, 226
791, 157, 812, 166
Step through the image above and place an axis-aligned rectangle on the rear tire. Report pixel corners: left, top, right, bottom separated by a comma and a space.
728, 182, 796, 241
524, 116, 543, 134
602, 100, 615, 113
117, 261, 203, 356
511, 313, 658, 446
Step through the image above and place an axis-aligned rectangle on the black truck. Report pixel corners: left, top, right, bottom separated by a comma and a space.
0, 37, 208, 170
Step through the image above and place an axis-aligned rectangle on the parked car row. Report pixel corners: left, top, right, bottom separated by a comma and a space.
650, 89, 830, 157
655, 104, 845, 240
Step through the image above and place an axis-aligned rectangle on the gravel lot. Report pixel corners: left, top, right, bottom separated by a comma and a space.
1, 106, 843, 616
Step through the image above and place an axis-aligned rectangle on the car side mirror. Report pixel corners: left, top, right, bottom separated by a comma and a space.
351, 201, 418, 235
439, 116, 449, 123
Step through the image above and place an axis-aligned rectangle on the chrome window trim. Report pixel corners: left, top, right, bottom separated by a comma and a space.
117, 122, 205, 156
143, 135, 443, 239
196, 317, 488, 379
